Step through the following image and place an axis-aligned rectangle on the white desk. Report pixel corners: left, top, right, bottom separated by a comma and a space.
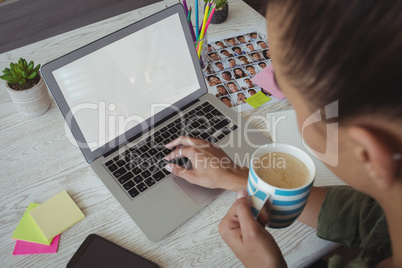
0, 0, 338, 267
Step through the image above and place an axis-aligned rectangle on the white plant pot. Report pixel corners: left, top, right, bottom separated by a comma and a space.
5, 74, 51, 117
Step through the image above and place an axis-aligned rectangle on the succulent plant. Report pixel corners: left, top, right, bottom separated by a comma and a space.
204, 0, 228, 9
0, 58, 41, 87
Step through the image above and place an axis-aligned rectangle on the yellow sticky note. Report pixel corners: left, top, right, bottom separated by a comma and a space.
11, 203, 53, 245
30, 191, 85, 240
245, 91, 271, 108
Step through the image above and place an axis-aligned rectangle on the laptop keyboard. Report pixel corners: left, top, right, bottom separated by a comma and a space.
103, 101, 238, 199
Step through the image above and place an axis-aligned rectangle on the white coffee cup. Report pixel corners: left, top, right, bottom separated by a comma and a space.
247, 143, 316, 228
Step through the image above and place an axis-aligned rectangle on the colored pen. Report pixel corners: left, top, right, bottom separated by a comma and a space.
197, 3, 216, 57
195, 0, 199, 39
187, 7, 191, 22
187, 7, 196, 41
204, 3, 216, 33
198, 2, 210, 40
207, 2, 213, 19
182, 0, 189, 15
198, 0, 210, 36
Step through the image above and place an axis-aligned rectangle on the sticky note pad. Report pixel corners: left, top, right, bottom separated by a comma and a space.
251, 63, 286, 100
11, 203, 53, 245
30, 191, 85, 240
13, 234, 60, 255
246, 91, 271, 108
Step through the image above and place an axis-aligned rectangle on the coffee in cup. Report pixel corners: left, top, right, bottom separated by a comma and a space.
253, 152, 310, 189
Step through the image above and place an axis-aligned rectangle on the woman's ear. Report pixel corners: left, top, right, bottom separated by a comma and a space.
347, 126, 400, 190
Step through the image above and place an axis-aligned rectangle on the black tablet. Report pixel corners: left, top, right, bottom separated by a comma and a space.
67, 234, 159, 268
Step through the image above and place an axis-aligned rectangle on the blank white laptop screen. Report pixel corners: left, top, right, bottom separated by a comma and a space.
52, 13, 200, 151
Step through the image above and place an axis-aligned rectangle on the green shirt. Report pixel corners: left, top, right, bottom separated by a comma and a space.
317, 186, 392, 267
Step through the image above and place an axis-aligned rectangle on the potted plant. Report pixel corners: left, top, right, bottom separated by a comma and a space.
1, 58, 51, 117
204, 0, 229, 24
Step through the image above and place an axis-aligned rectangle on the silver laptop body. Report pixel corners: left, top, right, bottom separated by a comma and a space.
41, 4, 268, 241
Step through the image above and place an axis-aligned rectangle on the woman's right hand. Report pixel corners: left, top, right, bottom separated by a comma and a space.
219, 190, 287, 268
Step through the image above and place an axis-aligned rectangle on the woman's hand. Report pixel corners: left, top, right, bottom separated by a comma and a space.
164, 136, 248, 191
219, 190, 287, 268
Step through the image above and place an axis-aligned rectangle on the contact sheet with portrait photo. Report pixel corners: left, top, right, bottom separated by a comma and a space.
203, 30, 284, 112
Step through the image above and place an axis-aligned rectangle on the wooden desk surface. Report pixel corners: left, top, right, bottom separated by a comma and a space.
0, 0, 338, 267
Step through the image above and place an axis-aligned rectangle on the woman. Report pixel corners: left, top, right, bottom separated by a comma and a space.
164, 1, 402, 267
233, 68, 247, 79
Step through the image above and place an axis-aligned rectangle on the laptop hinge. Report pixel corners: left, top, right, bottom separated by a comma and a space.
103, 98, 200, 158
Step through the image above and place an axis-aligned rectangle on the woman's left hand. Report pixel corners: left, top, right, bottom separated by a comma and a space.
164, 136, 248, 191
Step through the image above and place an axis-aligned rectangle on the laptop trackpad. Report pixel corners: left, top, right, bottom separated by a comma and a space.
174, 177, 217, 205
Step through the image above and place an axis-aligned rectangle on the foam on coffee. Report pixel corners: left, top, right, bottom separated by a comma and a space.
254, 152, 310, 189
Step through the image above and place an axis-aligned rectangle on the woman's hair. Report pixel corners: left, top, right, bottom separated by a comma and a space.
267, 0, 402, 123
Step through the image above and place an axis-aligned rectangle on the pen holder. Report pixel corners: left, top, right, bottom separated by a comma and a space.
194, 34, 208, 71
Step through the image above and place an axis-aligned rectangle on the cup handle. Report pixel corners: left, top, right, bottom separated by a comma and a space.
249, 191, 270, 220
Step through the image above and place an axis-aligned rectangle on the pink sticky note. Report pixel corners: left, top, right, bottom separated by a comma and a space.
13, 234, 60, 255
251, 63, 286, 100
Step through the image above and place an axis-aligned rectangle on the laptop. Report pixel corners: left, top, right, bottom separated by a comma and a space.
41, 4, 268, 241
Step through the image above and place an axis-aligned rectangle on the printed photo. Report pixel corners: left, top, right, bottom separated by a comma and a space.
231, 46, 246, 56
248, 32, 262, 42
203, 64, 215, 75
233, 91, 249, 105
213, 61, 229, 72
236, 35, 250, 44
247, 88, 258, 96
220, 95, 236, 108
219, 49, 234, 59
256, 61, 268, 70
214, 40, 228, 49
203, 31, 278, 111
233, 67, 248, 79
250, 52, 264, 62
226, 57, 241, 69
237, 55, 252, 65
220, 70, 235, 82
240, 77, 256, 90
245, 43, 258, 53
225, 37, 238, 47
208, 52, 221, 62
206, 75, 222, 86
225, 81, 241, 93
245, 64, 257, 76
256, 40, 269, 50
207, 44, 216, 52
214, 84, 229, 97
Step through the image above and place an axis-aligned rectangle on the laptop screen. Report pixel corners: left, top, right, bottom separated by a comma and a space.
51, 13, 200, 152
